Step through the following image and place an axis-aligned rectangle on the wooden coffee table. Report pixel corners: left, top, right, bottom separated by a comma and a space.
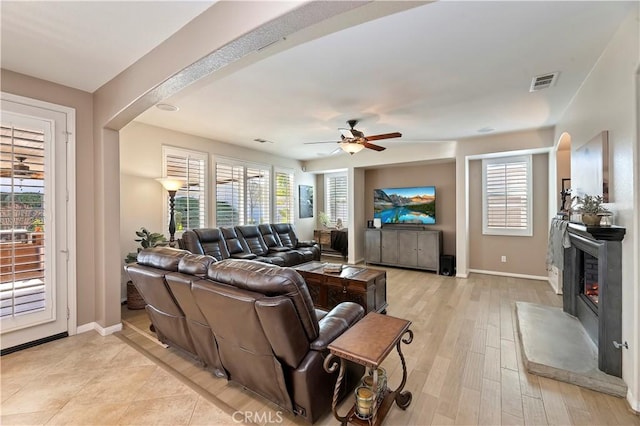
323, 313, 413, 425
293, 261, 387, 314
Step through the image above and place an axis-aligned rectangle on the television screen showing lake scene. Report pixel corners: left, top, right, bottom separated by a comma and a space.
374, 186, 436, 224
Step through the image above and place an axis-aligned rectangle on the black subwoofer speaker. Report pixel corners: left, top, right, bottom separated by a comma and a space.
440, 255, 455, 276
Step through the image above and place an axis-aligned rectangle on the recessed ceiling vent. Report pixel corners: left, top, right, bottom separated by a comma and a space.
529, 72, 559, 92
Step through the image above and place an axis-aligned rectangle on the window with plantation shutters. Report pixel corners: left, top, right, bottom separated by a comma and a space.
162, 146, 207, 232
0, 125, 46, 318
215, 159, 270, 226
482, 155, 532, 236
325, 173, 348, 227
274, 170, 294, 224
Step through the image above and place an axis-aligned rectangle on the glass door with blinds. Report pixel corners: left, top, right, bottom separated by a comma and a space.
0, 100, 71, 350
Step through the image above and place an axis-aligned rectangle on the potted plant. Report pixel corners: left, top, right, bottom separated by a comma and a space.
318, 211, 331, 229
125, 227, 168, 263
572, 194, 609, 226
125, 227, 167, 310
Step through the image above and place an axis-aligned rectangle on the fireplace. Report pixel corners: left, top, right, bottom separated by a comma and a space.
562, 223, 625, 377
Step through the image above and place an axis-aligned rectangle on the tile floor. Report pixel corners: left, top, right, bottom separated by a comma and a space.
1, 331, 235, 425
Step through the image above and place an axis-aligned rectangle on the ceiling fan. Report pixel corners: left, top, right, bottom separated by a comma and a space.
0, 156, 44, 179
305, 120, 402, 154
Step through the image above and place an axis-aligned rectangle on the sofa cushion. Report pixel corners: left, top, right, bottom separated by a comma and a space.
136, 246, 190, 271
178, 254, 217, 277
207, 259, 320, 341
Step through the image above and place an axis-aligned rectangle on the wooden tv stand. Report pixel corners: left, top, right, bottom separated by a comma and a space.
365, 228, 442, 272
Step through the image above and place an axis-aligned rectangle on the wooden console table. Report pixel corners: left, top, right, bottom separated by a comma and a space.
323, 313, 413, 425
293, 261, 387, 314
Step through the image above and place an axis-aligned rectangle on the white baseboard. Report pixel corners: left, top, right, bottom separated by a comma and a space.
456, 272, 469, 278
628, 389, 640, 412
76, 322, 123, 336
468, 269, 548, 281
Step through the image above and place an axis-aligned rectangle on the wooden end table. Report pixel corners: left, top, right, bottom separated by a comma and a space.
323, 313, 413, 425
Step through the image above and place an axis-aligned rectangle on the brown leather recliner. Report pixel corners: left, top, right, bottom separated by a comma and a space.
124, 247, 199, 360
270, 223, 320, 261
125, 248, 364, 423
236, 225, 299, 266
193, 259, 364, 422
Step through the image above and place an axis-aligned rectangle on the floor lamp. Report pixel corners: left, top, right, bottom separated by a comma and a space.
156, 178, 185, 247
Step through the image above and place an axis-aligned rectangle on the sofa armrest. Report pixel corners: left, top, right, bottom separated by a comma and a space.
310, 302, 364, 351
230, 253, 258, 260
296, 240, 317, 247
268, 246, 292, 253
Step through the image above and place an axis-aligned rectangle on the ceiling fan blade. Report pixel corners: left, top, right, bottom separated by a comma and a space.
303, 141, 339, 145
365, 132, 402, 141
363, 142, 386, 151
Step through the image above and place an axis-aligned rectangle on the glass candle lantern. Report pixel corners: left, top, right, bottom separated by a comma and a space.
354, 386, 375, 419
362, 367, 387, 403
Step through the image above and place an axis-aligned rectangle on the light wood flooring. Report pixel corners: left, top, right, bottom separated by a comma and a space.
3, 264, 640, 425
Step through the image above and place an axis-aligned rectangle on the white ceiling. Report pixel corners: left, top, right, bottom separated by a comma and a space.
1, 1, 214, 92
1, 1, 633, 161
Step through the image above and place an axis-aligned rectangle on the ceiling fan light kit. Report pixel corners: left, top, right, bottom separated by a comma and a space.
339, 141, 365, 154
304, 119, 402, 155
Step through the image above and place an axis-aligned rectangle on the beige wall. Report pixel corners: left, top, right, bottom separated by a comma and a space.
364, 162, 456, 256
1, 69, 96, 326
454, 128, 555, 277
468, 154, 549, 276
553, 5, 639, 409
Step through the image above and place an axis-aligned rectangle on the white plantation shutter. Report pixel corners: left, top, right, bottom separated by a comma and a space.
0, 125, 47, 318
245, 166, 270, 224
274, 170, 294, 224
326, 173, 348, 227
482, 155, 532, 236
163, 147, 207, 232
215, 160, 271, 226
215, 162, 244, 226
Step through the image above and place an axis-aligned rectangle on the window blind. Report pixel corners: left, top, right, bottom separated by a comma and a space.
483, 155, 532, 236
274, 170, 294, 224
0, 125, 46, 318
163, 147, 207, 231
215, 162, 244, 227
326, 173, 348, 227
245, 167, 270, 224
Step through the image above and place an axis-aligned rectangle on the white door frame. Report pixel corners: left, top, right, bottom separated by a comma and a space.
0, 92, 77, 346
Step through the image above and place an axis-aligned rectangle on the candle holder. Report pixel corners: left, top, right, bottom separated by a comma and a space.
354, 386, 375, 420
362, 367, 387, 404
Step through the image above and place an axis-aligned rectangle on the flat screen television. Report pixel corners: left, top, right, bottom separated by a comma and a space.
374, 186, 436, 225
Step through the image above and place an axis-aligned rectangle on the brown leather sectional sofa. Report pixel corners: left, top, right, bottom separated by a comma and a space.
124, 246, 364, 423
180, 223, 320, 266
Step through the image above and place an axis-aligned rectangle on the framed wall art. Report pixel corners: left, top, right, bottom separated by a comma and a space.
299, 185, 313, 218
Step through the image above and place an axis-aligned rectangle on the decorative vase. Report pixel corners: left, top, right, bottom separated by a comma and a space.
581, 213, 601, 226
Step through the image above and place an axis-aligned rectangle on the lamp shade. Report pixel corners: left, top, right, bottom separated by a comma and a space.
156, 177, 185, 192
339, 142, 365, 154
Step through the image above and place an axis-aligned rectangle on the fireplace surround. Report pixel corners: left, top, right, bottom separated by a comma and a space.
562, 222, 625, 377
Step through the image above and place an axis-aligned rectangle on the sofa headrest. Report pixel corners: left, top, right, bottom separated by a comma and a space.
137, 247, 190, 271
236, 225, 261, 238
207, 259, 319, 340
194, 228, 224, 243
178, 253, 217, 277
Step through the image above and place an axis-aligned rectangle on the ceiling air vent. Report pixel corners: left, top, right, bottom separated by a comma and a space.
529, 72, 559, 92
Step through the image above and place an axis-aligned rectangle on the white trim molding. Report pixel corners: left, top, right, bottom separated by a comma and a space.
469, 269, 548, 281
77, 322, 123, 336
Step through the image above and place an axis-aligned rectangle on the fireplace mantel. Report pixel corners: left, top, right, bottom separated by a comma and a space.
562, 223, 625, 377
567, 222, 626, 242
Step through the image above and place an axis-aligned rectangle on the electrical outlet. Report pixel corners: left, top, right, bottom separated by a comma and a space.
501, 255, 507, 263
